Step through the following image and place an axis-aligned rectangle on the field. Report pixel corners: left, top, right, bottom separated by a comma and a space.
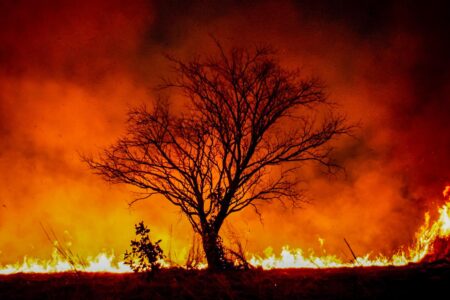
1, 263, 449, 299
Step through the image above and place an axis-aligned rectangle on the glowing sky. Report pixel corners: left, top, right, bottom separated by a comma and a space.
0, 0, 449, 264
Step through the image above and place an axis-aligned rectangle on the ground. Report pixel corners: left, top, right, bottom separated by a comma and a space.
1, 263, 449, 299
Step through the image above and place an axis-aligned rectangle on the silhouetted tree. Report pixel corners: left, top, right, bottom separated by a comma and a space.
86, 43, 349, 270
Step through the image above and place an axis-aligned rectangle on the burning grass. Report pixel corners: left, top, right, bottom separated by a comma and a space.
0, 187, 449, 298
2, 186, 449, 273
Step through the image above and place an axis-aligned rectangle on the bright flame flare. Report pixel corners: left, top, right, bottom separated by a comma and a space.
1, 186, 449, 273
0, 249, 132, 274
250, 185, 450, 269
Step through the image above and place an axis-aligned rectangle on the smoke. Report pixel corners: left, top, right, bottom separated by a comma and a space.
0, 0, 449, 263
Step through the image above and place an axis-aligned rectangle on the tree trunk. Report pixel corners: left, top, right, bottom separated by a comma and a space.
201, 229, 232, 271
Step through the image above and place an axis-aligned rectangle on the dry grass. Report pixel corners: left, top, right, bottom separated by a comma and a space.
1, 263, 449, 299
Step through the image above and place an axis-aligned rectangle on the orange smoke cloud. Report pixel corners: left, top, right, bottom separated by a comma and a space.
0, 0, 449, 265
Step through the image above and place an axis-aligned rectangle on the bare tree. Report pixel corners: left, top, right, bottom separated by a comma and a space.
85, 43, 349, 270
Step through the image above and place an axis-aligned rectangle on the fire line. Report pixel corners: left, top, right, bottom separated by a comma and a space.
1, 186, 449, 274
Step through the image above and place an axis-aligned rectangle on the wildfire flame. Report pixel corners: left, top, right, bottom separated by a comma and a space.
0, 249, 131, 274
1, 186, 449, 273
250, 185, 450, 269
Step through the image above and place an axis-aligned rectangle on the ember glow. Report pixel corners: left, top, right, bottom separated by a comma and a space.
1, 186, 448, 273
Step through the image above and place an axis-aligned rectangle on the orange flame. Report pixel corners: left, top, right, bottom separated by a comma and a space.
1, 186, 449, 273
250, 185, 450, 269
0, 250, 130, 274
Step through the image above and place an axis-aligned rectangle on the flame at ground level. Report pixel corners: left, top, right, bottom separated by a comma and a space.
0, 250, 131, 274
1, 186, 449, 273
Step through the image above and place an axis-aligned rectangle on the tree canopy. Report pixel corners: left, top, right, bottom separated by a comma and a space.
86, 44, 349, 270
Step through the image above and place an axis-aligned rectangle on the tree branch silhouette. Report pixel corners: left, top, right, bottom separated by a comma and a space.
85, 42, 351, 270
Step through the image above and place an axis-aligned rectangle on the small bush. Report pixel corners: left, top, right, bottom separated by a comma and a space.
124, 221, 164, 274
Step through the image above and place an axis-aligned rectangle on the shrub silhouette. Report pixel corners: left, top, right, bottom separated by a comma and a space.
124, 221, 164, 274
